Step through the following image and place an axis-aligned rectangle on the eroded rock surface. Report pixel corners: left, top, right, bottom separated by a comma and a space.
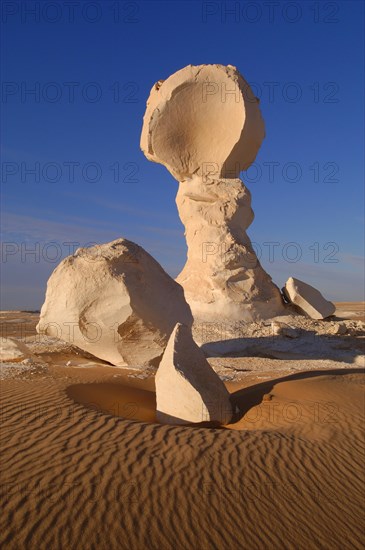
141, 64, 265, 180
175, 175, 285, 321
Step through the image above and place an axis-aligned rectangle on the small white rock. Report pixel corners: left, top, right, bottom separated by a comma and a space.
283, 277, 335, 320
0, 338, 31, 362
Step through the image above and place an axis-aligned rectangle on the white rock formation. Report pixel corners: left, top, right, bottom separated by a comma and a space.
175, 175, 285, 321
155, 323, 233, 425
141, 64, 286, 321
0, 338, 31, 362
37, 239, 193, 367
283, 277, 335, 320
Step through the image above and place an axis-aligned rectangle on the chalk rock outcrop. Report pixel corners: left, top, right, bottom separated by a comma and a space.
37, 239, 193, 367
283, 277, 335, 320
155, 323, 233, 425
0, 338, 31, 362
141, 64, 286, 321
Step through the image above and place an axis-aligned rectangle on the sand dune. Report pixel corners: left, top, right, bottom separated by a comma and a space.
1, 362, 364, 549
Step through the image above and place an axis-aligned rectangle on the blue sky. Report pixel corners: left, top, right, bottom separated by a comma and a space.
1, 0, 364, 309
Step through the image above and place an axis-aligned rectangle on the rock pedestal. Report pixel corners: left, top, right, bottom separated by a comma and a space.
175, 175, 284, 321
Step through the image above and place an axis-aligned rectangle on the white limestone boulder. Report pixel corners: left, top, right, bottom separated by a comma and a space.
0, 337, 32, 362
37, 239, 193, 367
283, 277, 335, 320
155, 323, 233, 425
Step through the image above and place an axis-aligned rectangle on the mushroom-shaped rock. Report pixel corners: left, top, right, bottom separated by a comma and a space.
283, 277, 335, 320
141, 65, 286, 321
141, 64, 265, 180
155, 323, 233, 425
37, 239, 193, 367
0, 338, 31, 362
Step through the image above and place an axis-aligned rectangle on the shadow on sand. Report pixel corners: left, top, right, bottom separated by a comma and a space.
66, 367, 364, 428
201, 329, 364, 364
230, 367, 365, 421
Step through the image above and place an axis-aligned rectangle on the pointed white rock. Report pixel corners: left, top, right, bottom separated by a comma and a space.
155, 323, 233, 425
283, 277, 335, 320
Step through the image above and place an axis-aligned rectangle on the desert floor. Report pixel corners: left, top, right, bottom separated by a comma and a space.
0, 304, 364, 549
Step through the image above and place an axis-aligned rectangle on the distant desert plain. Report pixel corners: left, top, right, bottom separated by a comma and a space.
0, 303, 364, 549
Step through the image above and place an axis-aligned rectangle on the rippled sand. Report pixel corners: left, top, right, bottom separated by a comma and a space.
0, 307, 364, 549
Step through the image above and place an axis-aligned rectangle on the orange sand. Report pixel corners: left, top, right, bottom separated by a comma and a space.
0, 307, 364, 548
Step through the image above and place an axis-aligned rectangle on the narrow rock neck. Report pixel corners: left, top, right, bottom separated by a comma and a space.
175, 176, 255, 264
174, 175, 286, 321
